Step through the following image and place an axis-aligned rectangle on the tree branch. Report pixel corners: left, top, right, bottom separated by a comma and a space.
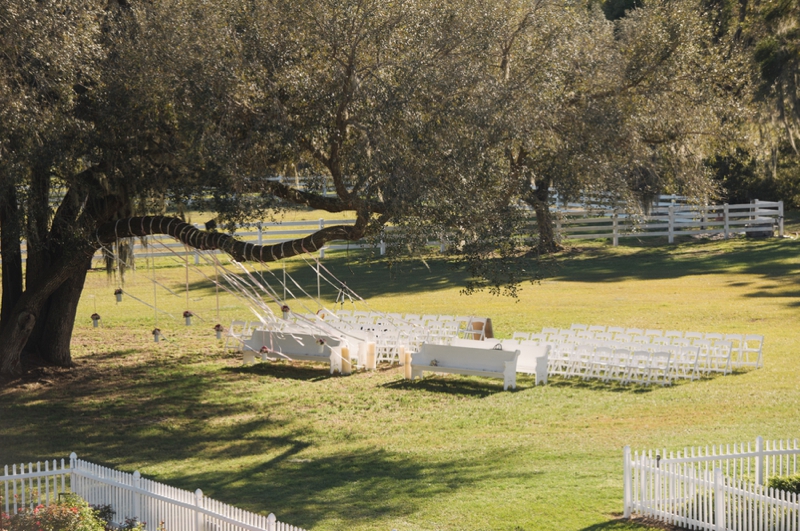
96, 216, 370, 262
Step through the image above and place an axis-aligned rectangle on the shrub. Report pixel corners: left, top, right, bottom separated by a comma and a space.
768, 474, 800, 495
0, 495, 106, 531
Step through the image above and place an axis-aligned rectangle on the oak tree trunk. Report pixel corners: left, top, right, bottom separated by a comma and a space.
0, 187, 24, 324
37, 256, 93, 366
526, 178, 562, 254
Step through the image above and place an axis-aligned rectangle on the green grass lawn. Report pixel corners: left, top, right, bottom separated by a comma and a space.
2, 221, 800, 531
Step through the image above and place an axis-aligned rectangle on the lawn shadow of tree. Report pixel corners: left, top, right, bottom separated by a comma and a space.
225, 361, 335, 382
380, 374, 532, 397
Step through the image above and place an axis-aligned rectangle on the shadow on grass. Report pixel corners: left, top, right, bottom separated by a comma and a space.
174, 444, 544, 528
577, 515, 679, 530
179, 236, 800, 312
224, 361, 335, 382
380, 375, 531, 397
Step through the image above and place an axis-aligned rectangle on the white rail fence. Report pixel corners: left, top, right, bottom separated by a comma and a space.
10, 200, 786, 265
624, 436, 800, 530
558, 200, 784, 246
1, 454, 305, 531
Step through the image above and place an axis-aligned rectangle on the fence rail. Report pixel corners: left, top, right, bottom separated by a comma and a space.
7, 200, 786, 265
624, 437, 800, 530
0, 455, 305, 531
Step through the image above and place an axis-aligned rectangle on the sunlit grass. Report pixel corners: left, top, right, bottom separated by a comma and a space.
2, 217, 800, 531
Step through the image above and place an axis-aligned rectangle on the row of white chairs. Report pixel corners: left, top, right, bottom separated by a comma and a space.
513, 326, 763, 369
326, 311, 490, 339
509, 336, 736, 377
547, 340, 733, 381
549, 346, 674, 385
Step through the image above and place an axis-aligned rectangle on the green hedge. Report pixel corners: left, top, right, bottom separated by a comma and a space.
768, 474, 800, 495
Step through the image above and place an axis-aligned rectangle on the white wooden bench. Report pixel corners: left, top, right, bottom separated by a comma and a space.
502, 340, 550, 385
244, 330, 343, 374
451, 338, 549, 385
410, 343, 520, 390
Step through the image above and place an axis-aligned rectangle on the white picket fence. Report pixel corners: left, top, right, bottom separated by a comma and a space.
624, 437, 800, 530
1, 454, 305, 531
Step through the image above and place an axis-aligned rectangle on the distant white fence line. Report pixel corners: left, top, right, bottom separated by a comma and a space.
624, 436, 800, 530
558, 200, 784, 246
1, 454, 305, 531
9, 199, 786, 264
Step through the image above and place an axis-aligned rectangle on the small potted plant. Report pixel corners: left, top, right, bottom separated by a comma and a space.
281, 305, 291, 320
114, 288, 123, 303
214, 323, 224, 339
152, 328, 162, 342
90, 313, 101, 328
183, 310, 193, 326
316, 337, 326, 353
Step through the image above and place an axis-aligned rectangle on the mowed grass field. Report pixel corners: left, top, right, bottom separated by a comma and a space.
2, 211, 800, 531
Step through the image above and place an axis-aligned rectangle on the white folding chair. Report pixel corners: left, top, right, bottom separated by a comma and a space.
565, 345, 593, 378
652, 336, 671, 347
595, 332, 613, 342
743, 334, 764, 368
709, 340, 733, 375
606, 349, 632, 382
625, 328, 644, 337
724, 333, 744, 366
586, 347, 614, 380
671, 338, 691, 347
684, 331, 703, 341
625, 351, 652, 385
571, 323, 589, 332
644, 329, 663, 338
664, 330, 683, 339
512, 332, 531, 341
631, 335, 650, 345
674, 346, 700, 380
648, 352, 672, 386
224, 320, 250, 351
704, 332, 724, 342
607, 326, 625, 335
549, 344, 574, 376
692, 339, 714, 374
588, 325, 607, 333
421, 314, 439, 325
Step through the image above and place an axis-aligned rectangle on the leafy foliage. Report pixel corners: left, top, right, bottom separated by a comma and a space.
0, 497, 105, 531
768, 474, 800, 494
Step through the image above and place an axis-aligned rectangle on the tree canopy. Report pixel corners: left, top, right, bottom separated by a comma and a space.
0, 0, 758, 374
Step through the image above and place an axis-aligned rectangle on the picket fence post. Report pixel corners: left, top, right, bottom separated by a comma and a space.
194, 488, 204, 531
257, 222, 263, 245
779, 200, 785, 237
380, 240, 386, 255
612, 211, 619, 247
267, 513, 277, 531
623, 446, 632, 518
756, 436, 764, 485
69, 452, 77, 495
668, 205, 675, 243
133, 471, 141, 523
714, 468, 725, 531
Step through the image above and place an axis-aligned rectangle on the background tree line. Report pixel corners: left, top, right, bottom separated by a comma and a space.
0, 0, 784, 374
